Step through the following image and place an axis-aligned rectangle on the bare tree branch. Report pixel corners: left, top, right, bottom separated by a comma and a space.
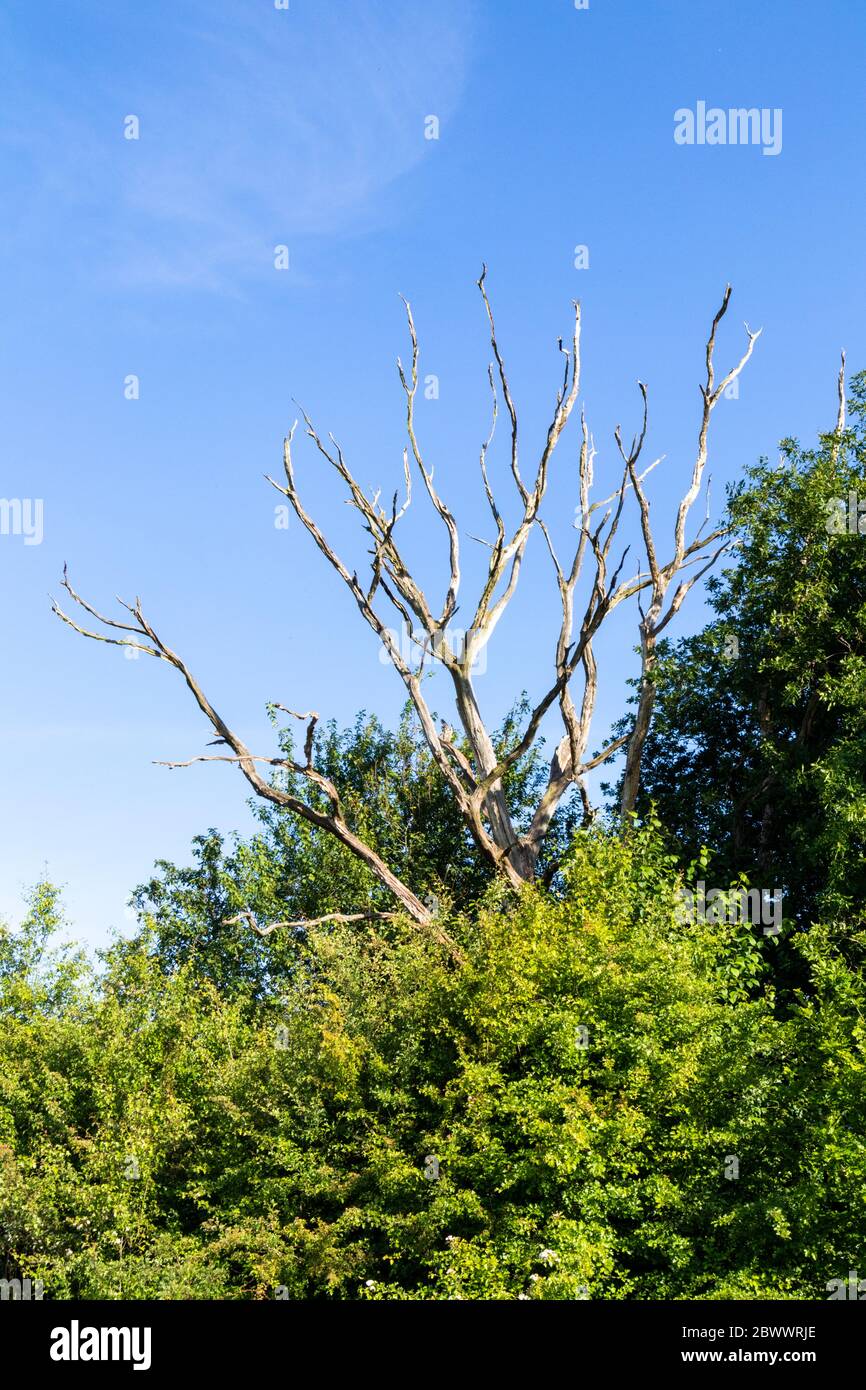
619, 288, 760, 816
225, 908, 403, 937
52, 575, 464, 945
55, 273, 756, 926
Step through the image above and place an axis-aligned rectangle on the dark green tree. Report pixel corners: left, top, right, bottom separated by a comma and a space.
612, 369, 866, 930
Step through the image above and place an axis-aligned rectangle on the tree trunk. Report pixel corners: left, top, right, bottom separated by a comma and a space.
620, 635, 657, 819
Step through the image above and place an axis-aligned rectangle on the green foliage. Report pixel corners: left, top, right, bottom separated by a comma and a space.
0, 881, 88, 1020
2, 833, 864, 1300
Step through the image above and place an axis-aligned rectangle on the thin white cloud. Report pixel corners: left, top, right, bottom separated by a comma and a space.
0, 0, 472, 291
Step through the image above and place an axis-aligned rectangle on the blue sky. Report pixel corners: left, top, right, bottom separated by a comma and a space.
0, 0, 863, 945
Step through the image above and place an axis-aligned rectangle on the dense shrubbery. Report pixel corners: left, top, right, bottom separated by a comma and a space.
2, 826, 865, 1301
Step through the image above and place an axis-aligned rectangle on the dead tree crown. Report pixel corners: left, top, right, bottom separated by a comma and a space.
54, 271, 759, 942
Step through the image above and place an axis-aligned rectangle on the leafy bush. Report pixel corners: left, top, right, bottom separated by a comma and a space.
2, 828, 864, 1300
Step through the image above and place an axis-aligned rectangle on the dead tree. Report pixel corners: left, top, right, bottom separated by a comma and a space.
53, 271, 758, 934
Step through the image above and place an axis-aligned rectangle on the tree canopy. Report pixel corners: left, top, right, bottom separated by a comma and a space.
616, 369, 866, 933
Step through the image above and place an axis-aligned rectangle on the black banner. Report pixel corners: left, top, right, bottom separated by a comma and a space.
1, 1298, 859, 1377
